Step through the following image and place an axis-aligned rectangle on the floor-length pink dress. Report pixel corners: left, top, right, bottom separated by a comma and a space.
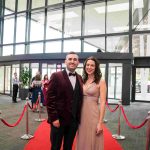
77, 82, 104, 150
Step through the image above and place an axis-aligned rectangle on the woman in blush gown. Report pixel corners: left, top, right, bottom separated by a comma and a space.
77, 56, 107, 150
31, 74, 44, 111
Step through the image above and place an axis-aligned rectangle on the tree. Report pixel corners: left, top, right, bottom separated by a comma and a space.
20, 67, 31, 88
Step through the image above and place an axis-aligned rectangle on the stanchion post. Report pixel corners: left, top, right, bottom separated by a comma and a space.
35, 92, 45, 122
146, 111, 150, 150
0, 110, 2, 119
112, 100, 125, 140
21, 97, 34, 140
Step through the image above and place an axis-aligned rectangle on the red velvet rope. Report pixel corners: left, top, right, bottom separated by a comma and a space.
27, 102, 32, 109
106, 101, 119, 112
0, 104, 27, 127
120, 106, 148, 129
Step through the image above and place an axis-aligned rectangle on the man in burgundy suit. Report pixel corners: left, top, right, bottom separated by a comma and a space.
46, 52, 83, 150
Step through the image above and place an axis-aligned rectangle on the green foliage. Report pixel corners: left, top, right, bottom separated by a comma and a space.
20, 67, 31, 88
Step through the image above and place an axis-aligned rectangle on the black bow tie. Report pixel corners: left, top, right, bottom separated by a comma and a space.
69, 72, 76, 76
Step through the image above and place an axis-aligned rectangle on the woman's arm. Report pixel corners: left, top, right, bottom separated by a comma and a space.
96, 79, 107, 134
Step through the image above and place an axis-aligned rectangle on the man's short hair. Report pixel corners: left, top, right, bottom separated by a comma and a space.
66, 51, 78, 59
67, 51, 77, 55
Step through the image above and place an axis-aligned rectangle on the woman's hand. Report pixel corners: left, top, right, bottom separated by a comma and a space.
96, 122, 103, 135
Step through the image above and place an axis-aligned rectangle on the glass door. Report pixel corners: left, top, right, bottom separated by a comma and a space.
100, 64, 106, 80
0, 65, 19, 95
31, 63, 39, 79
0, 66, 4, 93
108, 63, 123, 103
135, 68, 150, 101
5, 66, 11, 94
42, 63, 57, 80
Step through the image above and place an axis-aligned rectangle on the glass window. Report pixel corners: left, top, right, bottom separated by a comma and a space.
5, 0, 15, 15
132, 34, 150, 56
48, 0, 63, 5
83, 37, 105, 52
45, 41, 61, 53
42, 63, 57, 79
108, 63, 122, 101
42, 63, 48, 79
100, 64, 106, 80
48, 64, 57, 78
15, 44, 25, 55
107, 35, 129, 53
132, 0, 150, 31
5, 66, 11, 94
30, 10, 45, 41
63, 39, 81, 52
46, 9, 62, 39
29, 42, 43, 54
85, 2, 105, 35
135, 68, 150, 101
107, 0, 129, 33
3, 45, 13, 56
22, 63, 29, 68
3, 16, 15, 44
16, 13, 26, 43
17, 0, 27, 12
75, 63, 83, 76
32, 0, 45, 9
64, 6, 81, 37
0, 66, 4, 93
31, 63, 39, 79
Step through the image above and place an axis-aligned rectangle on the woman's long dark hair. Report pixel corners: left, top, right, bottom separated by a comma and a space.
43, 74, 48, 80
82, 56, 102, 84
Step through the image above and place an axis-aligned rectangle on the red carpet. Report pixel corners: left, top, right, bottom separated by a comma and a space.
24, 121, 123, 150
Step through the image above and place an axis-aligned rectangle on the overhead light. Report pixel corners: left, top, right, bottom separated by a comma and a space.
95, 6, 105, 14
134, 0, 144, 9
87, 29, 101, 34
65, 11, 78, 18
48, 11, 78, 21
113, 26, 129, 32
69, 31, 81, 35
47, 13, 62, 21
113, 24, 150, 32
134, 24, 150, 29
95, 3, 129, 14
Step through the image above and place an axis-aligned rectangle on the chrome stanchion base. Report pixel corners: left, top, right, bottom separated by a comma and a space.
103, 119, 108, 123
21, 134, 34, 140
112, 134, 125, 140
35, 118, 46, 122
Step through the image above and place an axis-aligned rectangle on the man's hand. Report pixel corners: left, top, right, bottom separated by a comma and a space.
52, 119, 60, 128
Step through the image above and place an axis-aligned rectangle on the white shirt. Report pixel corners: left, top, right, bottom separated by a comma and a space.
12, 77, 19, 85
66, 69, 76, 90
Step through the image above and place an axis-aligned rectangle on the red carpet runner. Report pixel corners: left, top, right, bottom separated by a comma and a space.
24, 121, 123, 150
